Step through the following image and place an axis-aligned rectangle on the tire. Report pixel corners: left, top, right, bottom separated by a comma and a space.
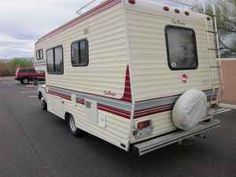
38, 92, 42, 100
33, 79, 39, 85
41, 98, 47, 111
21, 77, 30, 85
67, 115, 83, 137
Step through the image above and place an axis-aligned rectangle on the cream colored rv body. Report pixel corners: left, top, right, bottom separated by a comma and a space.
35, 0, 220, 154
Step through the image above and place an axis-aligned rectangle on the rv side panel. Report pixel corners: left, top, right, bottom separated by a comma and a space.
36, 1, 133, 150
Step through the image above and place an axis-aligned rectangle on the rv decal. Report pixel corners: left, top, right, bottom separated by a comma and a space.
171, 19, 186, 25
104, 90, 116, 97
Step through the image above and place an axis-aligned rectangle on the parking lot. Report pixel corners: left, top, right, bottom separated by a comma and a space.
0, 77, 235, 177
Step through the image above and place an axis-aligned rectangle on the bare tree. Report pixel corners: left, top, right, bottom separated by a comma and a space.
191, 0, 236, 55
208, 0, 236, 53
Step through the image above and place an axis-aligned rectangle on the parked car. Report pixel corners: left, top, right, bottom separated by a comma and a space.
15, 67, 45, 85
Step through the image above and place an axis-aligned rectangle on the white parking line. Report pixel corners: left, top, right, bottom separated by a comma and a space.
28, 95, 38, 98
216, 108, 231, 114
21, 91, 37, 94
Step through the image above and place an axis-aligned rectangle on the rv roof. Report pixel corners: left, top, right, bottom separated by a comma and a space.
36, 0, 208, 44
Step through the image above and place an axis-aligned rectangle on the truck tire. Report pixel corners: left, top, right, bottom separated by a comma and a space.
21, 77, 30, 85
67, 114, 83, 137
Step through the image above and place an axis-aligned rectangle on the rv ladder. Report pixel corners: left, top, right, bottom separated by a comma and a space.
206, 30, 217, 34
204, 0, 222, 117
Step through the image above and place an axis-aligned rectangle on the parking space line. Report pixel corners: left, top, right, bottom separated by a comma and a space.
28, 95, 38, 98
21, 91, 37, 94
216, 108, 231, 114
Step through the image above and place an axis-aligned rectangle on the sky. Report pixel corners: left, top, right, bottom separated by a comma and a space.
0, 0, 105, 59
0, 0, 201, 59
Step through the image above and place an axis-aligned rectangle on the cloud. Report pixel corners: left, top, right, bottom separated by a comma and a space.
0, 0, 94, 58
0, 0, 205, 59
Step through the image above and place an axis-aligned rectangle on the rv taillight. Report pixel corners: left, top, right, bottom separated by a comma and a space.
138, 120, 151, 129
163, 6, 169, 11
128, 0, 136, 4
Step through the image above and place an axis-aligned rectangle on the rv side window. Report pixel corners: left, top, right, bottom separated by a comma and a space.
46, 46, 64, 74
71, 39, 89, 66
165, 26, 198, 70
36, 49, 43, 60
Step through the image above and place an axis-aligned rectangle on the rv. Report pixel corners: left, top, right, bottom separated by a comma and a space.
34, 0, 221, 155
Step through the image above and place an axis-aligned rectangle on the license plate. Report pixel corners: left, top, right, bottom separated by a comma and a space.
135, 127, 153, 140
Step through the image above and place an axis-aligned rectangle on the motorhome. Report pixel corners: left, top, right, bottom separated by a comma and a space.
34, 0, 221, 155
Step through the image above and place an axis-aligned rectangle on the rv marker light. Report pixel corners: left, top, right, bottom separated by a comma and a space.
128, 0, 135, 4
175, 9, 180, 14
181, 74, 188, 83
185, 11, 190, 16
163, 6, 170, 11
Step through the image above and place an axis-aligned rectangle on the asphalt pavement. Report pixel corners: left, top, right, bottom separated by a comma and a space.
0, 77, 235, 177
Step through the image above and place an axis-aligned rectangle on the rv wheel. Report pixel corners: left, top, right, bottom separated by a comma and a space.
68, 115, 83, 137
41, 98, 47, 111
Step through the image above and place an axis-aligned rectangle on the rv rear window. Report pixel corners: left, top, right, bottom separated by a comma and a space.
36, 49, 43, 60
165, 26, 198, 70
71, 39, 89, 67
46, 46, 64, 74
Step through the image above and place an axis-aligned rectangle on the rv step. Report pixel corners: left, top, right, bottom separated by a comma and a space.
206, 30, 217, 34
210, 100, 218, 104
208, 48, 218, 51
212, 83, 219, 88
132, 119, 220, 156
210, 65, 221, 68
206, 13, 216, 17
212, 81, 219, 85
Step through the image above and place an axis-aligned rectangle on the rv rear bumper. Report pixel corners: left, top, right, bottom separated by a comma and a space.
132, 119, 221, 156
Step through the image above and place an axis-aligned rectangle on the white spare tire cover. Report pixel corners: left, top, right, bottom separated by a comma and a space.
172, 89, 208, 130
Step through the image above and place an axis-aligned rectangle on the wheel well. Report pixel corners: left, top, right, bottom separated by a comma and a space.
65, 112, 72, 123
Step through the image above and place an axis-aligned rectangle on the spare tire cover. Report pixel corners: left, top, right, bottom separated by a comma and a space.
172, 89, 208, 130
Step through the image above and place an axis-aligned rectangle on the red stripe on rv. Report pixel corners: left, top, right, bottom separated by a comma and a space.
98, 104, 131, 119
120, 66, 132, 103
48, 91, 131, 119
48, 91, 72, 101
38, 0, 122, 42
134, 104, 174, 119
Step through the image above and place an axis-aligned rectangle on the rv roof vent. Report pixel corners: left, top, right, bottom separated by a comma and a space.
128, 0, 135, 4
175, 9, 180, 14
185, 11, 190, 16
163, 6, 170, 11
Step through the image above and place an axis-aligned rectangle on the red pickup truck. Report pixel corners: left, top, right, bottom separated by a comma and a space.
15, 67, 45, 84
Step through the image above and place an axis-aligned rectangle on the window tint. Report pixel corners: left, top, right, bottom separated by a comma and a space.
71, 42, 80, 65
46, 49, 54, 73
36, 49, 43, 60
71, 39, 89, 66
165, 26, 198, 70
20, 68, 35, 73
54, 47, 63, 73
46, 46, 64, 74
27, 69, 35, 73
